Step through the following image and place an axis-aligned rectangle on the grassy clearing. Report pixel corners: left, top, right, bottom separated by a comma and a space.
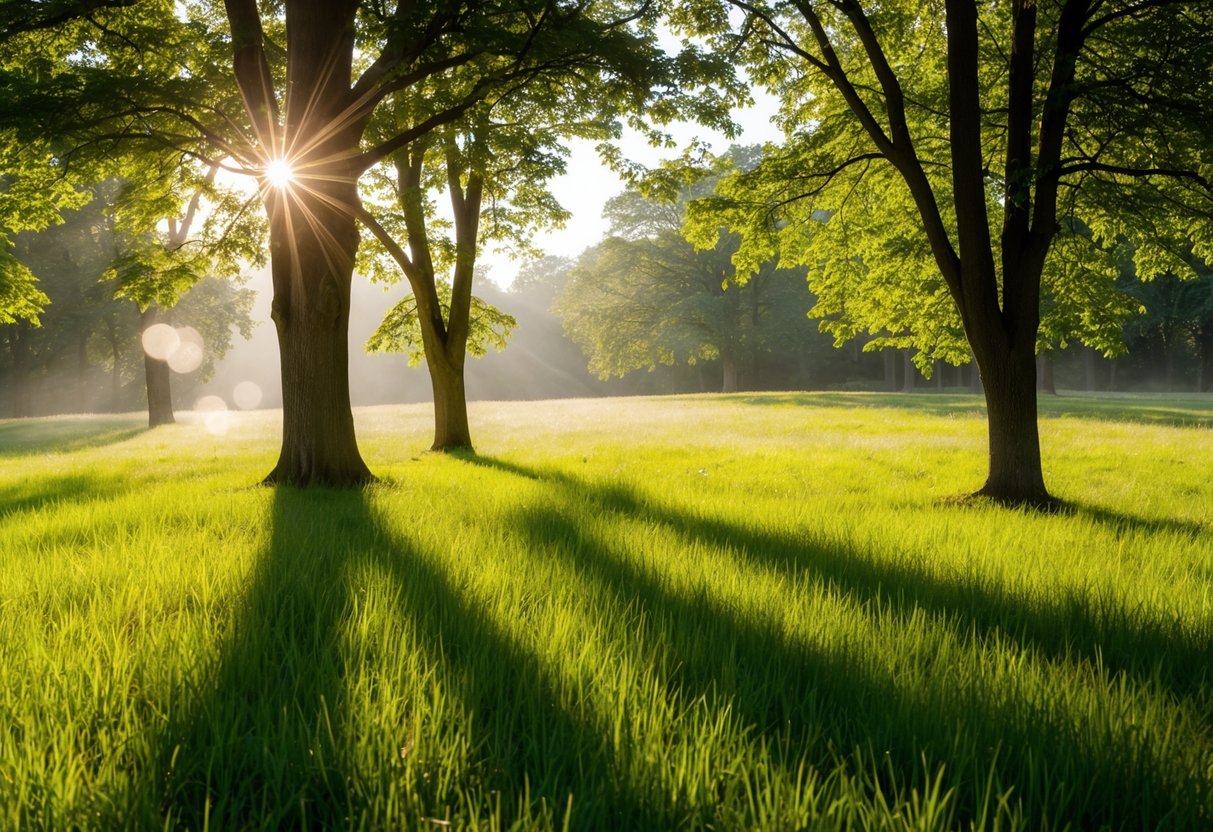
1, 392, 1211, 830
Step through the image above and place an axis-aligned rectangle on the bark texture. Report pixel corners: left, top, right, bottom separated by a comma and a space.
974, 343, 1052, 506
426, 352, 472, 451
228, 0, 373, 485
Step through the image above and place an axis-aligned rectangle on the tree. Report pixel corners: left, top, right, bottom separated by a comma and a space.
354, 9, 734, 452
678, 0, 1213, 505
558, 178, 819, 392
105, 160, 264, 427
1, 191, 254, 419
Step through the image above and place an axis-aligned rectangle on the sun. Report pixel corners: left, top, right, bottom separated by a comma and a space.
264, 158, 295, 189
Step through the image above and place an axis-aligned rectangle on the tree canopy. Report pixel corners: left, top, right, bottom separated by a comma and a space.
675, 0, 1213, 504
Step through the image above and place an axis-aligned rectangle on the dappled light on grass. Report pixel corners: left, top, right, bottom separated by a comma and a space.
0, 393, 1211, 828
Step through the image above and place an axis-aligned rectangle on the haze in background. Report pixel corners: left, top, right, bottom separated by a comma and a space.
198, 108, 787, 409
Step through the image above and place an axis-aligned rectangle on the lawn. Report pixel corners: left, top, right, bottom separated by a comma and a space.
1, 392, 1211, 829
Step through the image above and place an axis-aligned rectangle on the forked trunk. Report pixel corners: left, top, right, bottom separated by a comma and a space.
426, 352, 472, 452
974, 341, 1052, 506
141, 308, 175, 427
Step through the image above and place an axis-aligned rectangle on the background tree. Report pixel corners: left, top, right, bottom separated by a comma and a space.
104, 157, 263, 427
558, 175, 835, 392
0, 133, 89, 327
678, 0, 1213, 505
0, 192, 253, 419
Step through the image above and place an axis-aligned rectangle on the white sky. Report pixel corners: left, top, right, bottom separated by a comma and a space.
481, 93, 783, 287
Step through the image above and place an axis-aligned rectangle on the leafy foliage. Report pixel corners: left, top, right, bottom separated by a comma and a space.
557, 167, 818, 388
366, 282, 516, 368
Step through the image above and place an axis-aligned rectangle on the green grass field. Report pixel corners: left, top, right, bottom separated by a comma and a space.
1, 392, 1211, 830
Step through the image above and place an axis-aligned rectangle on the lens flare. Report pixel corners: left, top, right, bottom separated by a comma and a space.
194, 395, 232, 436
141, 323, 180, 361
167, 326, 205, 374
233, 381, 263, 410
264, 158, 295, 189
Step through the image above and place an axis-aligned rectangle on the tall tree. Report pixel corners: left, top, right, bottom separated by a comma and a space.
356, 44, 656, 451
678, 0, 1213, 505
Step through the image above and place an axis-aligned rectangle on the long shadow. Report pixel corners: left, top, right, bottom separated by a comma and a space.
133, 487, 359, 828
0, 418, 144, 458
0, 472, 132, 520
467, 456, 1213, 704
1065, 501, 1210, 541
729, 391, 1213, 429
361, 506, 660, 828
501, 490, 1207, 828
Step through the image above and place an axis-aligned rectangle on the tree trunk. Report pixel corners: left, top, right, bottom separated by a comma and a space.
140, 307, 175, 427
901, 350, 915, 392
721, 353, 739, 393
974, 342, 1052, 506
1036, 352, 1056, 395
883, 349, 896, 391
1083, 347, 1097, 392
1199, 326, 1213, 392
11, 324, 31, 418
226, 0, 372, 486
426, 352, 472, 451
264, 179, 372, 486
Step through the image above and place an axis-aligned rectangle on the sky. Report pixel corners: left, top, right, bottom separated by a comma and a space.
479, 95, 783, 287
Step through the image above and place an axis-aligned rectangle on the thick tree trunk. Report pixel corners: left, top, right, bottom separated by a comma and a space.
973, 342, 1052, 506
224, 0, 371, 486
426, 352, 472, 451
264, 180, 372, 486
140, 308, 175, 427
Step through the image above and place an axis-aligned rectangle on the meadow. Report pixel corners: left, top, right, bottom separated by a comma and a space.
1, 392, 1211, 830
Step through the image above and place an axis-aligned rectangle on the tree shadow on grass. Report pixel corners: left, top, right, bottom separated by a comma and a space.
360, 507, 659, 829
467, 456, 1213, 701
0, 418, 144, 458
138, 487, 358, 828
729, 391, 1213, 429
460, 455, 1212, 824
0, 472, 132, 520
136, 486, 654, 829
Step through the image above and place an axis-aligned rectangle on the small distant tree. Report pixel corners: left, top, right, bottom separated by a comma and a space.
104, 159, 264, 426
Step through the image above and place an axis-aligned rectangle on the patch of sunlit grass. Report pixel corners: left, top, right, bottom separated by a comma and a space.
0, 392, 1211, 828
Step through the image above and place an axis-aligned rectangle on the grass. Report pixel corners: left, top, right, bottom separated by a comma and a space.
0, 391, 1211, 830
